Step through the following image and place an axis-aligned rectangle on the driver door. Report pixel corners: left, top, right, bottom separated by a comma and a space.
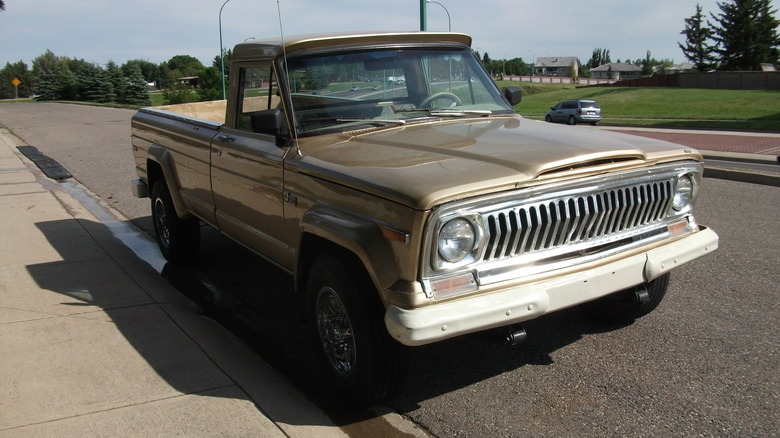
210, 64, 293, 266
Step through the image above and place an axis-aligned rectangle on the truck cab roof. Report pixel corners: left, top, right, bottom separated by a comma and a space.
231, 31, 473, 62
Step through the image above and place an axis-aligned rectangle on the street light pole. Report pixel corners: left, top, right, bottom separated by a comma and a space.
420, 0, 427, 31
219, 0, 231, 100
426, 0, 451, 31
426, 1, 452, 91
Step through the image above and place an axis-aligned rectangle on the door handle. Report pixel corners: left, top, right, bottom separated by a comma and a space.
216, 134, 236, 143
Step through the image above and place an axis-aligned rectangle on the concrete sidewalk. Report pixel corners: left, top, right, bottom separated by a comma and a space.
0, 128, 348, 437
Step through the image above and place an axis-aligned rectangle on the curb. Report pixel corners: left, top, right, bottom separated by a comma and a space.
703, 166, 780, 187
701, 150, 779, 165
701, 150, 780, 187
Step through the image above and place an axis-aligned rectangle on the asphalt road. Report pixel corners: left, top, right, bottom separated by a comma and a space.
1, 102, 778, 437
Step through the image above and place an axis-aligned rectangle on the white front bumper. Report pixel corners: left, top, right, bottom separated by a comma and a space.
385, 227, 719, 346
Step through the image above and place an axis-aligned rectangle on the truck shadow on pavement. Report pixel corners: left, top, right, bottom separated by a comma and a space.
388, 308, 629, 411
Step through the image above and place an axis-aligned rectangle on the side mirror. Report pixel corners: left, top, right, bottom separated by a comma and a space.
504, 86, 522, 106
250, 109, 283, 136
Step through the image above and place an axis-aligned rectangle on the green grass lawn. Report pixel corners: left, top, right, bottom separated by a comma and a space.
497, 82, 780, 132
150, 91, 165, 106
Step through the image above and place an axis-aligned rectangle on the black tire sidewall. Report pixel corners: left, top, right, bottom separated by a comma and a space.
305, 254, 401, 406
581, 273, 671, 324
150, 181, 199, 264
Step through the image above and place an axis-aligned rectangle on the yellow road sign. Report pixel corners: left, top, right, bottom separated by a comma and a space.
11, 77, 21, 87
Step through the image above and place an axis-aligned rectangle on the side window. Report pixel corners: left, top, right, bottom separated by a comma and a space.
563, 101, 577, 110
236, 65, 281, 131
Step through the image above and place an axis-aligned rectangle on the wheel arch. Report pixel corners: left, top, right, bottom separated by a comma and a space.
146, 145, 193, 219
295, 206, 401, 306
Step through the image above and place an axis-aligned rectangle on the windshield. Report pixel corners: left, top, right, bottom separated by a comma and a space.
282, 47, 514, 136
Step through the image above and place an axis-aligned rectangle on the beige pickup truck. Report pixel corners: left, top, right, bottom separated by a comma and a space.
131, 31, 718, 405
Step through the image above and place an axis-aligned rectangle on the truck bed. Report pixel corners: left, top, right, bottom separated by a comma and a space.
155, 100, 228, 124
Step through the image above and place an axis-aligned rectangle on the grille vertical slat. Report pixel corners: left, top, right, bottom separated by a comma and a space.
516, 208, 532, 255
480, 180, 674, 262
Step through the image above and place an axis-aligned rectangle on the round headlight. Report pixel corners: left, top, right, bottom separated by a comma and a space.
438, 218, 476, 263
673, 174, 694, 211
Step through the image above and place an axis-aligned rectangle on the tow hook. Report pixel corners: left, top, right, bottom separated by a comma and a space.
635, 287, 650, 303
505, 325, 528, 345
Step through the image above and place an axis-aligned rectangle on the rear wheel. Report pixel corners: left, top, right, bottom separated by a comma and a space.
581, 274, 670, 323
306, 254, 404, 406
150, 180, 200, 264
567, 115, 576, 125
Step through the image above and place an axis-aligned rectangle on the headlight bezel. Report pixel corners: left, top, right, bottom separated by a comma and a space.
432, 213, 485, 271
438, 218, 476, 263
672, 173, 697, 213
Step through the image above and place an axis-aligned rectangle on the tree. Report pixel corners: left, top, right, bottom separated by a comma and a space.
0, 61, 32, 99
166, 54, 205, 77
0, 1, 5, 10
106, 61, 126, 102
65, 58, 99, 101
587, 48, 611, 69
124, 66, 151, 106
81, 68, 115, 103
33, 69, 58, 101
710, 0, 780, 70
122, 59, 159, 86
158, 63, 177, 90
196, 66, 222, 101
678, 4, 718, 71
212, 48, 232, 79
504, 58, 529, 76
31, 50, 76, 101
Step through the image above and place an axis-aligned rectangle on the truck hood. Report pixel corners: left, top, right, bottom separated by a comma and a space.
294, 116, 701, 210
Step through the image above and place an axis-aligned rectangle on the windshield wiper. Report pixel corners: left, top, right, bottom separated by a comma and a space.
427, 108, 493, 117
392, 105, 493, 117
335, 117, 407, 126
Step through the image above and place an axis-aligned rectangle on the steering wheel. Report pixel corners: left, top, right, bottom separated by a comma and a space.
419, 92, 462, 108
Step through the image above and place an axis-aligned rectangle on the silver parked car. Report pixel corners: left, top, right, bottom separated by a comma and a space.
545, 99, 602, 125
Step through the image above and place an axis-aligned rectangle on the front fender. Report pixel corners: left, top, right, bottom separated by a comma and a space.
299, 206, 400, 295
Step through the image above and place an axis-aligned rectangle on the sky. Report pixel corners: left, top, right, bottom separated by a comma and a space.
0, 0, 727, 69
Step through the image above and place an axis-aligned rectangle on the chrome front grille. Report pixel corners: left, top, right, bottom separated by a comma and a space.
481, 179, 674, 262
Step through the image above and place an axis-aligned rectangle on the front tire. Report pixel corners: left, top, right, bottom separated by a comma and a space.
581, 273, 670, 324
306, 254, 404, 406
545, 114, 552, 123
150, 180, 200, 264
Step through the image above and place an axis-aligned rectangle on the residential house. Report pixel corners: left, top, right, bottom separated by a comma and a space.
590, 62, 642, 80
667, 62, 695, 74
533, 57, 579, 77
177, 76, 200, 87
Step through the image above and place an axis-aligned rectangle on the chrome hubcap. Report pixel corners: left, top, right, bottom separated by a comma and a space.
315, 286, 355, 377
154, 197, 171, 248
